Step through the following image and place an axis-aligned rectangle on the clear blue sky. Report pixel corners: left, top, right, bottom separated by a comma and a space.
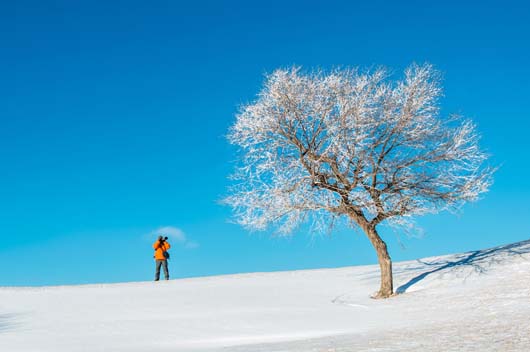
1, 0, 529, 286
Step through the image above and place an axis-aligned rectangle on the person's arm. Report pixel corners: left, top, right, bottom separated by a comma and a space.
164, 242, 171, 250
153, 241, 162, 249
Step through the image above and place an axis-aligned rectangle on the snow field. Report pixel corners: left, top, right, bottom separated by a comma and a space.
1, 239, 529, 351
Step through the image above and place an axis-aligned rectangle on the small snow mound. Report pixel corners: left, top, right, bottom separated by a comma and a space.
331, 294, 370, 309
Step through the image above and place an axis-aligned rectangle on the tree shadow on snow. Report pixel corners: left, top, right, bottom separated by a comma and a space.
396, 239, 530, 294
0, 313, 20, 333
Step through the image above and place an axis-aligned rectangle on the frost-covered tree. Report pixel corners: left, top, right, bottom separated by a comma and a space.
224, 64, 494, 298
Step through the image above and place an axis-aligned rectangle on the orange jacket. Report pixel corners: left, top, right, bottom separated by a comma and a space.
153, 240, 171, 260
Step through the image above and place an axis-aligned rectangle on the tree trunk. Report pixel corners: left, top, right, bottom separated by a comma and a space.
365, 227, 393, 298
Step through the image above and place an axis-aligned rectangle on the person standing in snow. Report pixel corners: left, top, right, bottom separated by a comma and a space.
153, 235, 171, 281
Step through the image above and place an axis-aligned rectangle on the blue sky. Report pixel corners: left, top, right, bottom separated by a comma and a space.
1, 0, 529, 286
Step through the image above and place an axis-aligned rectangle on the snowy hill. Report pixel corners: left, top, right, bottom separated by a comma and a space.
1, 239, 529, 352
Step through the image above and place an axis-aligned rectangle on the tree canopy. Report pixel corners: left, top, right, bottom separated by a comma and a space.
225, 64, 494, 297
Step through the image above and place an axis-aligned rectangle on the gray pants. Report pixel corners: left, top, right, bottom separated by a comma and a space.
155, 260, 169, 281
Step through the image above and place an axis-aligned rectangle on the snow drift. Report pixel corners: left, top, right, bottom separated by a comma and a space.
1, 239, 529, 351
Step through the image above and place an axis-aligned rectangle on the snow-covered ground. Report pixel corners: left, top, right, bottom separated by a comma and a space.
1, 239, 529, 351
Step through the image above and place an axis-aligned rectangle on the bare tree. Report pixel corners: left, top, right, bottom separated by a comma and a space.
224, 64, 494, 298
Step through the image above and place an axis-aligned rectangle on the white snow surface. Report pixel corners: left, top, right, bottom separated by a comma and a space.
1, 239, 530, 351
